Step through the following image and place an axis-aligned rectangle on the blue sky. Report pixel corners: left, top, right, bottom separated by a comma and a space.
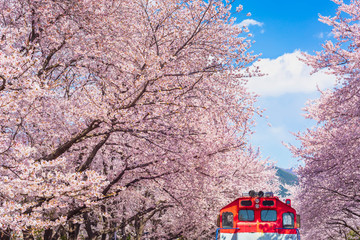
232, 0, 339, 168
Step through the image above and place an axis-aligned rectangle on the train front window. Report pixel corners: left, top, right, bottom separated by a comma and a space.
222, 212, 233, 228
261, 210, 277, 221
238, 210, 254, 221
241, 200, 252, 206
283, 212, 294, 228
262, 200, 274, 206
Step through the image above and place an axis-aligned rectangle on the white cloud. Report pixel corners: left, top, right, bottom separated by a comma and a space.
316, 32, 333, 39
317, 32, 324, 39
269, 125, 288, 136
327, 32, 334, 38
247, 50, 337, 97
238, 19, 264, 28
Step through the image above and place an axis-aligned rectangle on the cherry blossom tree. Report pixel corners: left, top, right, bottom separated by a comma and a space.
0, 0, 275, 239
292, 0, 360, 239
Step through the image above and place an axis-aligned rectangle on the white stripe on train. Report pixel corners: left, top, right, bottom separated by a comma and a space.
220, 233, 297, 240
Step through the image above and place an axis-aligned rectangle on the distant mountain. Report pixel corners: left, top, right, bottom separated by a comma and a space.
275, 167, 299, 185
275, 167, 299, 198
282, 167, 297, 176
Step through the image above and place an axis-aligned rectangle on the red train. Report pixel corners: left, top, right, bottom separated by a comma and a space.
216, 190, 300, 240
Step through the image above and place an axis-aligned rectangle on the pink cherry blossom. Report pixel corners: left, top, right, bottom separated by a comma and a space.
0, 0, 275, 239
293, 0, 360, 239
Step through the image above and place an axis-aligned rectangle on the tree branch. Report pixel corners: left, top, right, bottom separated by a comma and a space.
38, 120, 101, 162
102, 158, 157, 195
37, 39, 66, 77
0, 75, 5, 91
77, 132, 110, 172
119, 80, 150, 110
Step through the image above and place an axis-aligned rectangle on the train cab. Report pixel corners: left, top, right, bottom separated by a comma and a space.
216, 191, 300, 240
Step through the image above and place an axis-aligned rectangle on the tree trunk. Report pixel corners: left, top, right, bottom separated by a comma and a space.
134, 216, 145, 240
0, 229, 11, 240
83, 212, 96, 239
68, 222, 80, 240
22, 229, 34, 240
44, 229, 53, 240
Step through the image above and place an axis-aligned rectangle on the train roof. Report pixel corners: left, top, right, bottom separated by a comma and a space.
220, 191, 295, 212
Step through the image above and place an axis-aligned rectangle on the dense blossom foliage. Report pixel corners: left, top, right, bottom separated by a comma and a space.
0, 0, 276, 239
293, 0, 360, 239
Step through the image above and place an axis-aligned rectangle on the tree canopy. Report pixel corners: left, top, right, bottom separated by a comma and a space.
0, 0, 275, 239
293, 0, 360, 239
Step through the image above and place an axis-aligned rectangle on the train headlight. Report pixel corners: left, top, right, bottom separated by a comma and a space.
255, 198, 260, 203
258, 191, 264, 197
249, 190, 256, 197
255, 204, 260, 209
